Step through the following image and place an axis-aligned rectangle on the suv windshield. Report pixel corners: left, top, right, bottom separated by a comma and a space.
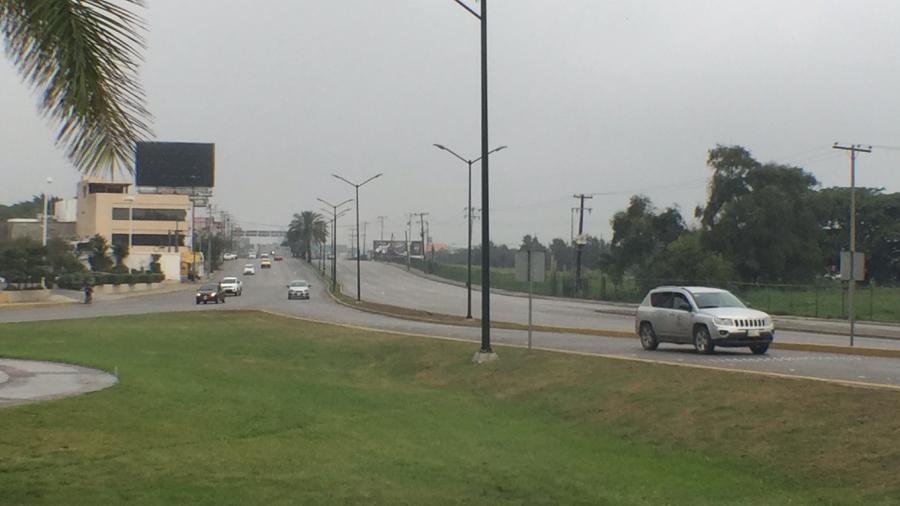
200, 283, 218, 291
290, 281, 309, 287
691, 291, 746, 309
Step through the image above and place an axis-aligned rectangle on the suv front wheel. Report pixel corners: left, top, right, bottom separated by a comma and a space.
639, 322, 659, 351
693, 326, 715, 355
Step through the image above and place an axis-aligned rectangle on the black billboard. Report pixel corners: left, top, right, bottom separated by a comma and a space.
135, 142, 215, 188
373, 240, 424, 258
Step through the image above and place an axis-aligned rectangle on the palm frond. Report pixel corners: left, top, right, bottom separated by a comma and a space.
0, 0, 152, 176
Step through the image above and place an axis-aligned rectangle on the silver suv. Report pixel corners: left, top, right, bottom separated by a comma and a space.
635, 286, 774, 355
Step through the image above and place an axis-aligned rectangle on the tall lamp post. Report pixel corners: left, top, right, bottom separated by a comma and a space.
449, 0, 495, 359
123, 194, 136, 258
332, 172, 383, 301
433, 144, 507, 319
318, 197, 353, 294
41, 176, 53, 247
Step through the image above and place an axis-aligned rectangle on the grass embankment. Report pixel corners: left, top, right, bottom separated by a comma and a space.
1, 312, 899, 505
417, 262, 900, 322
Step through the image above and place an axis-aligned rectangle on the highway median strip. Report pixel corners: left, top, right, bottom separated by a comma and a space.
317, 274, 900, 360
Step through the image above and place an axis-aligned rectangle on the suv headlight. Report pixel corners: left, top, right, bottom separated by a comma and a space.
714, 317, 734, 326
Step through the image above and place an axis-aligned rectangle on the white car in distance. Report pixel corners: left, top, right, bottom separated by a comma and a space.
222, 252, 238, 261
243, 264, 255, 275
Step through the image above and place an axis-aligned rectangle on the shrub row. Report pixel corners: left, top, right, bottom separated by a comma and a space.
56, 272, 165, 289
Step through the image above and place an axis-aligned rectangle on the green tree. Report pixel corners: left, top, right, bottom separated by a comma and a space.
46, 237, 85, 275
1, 0, 152, 175
86, 234, 112, 272
111, 242, 129, 272
696, 145, 760, 227
0, 195, 59, 221
701, 149, 822, 283
606, 195, 686, 283
813, 187, 900, 283
649, 232, 735, 287
287, 211, 328, 262
519, 234, 547, 252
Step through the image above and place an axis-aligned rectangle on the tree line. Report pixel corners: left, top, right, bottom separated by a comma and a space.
432, 145, 899, 287
603, 145, 900, 286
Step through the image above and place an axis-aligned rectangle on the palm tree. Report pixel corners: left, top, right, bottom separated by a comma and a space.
287, 211, 328, 262
1, 0, 152, 176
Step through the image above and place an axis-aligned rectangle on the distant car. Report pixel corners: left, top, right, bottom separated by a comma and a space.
220, 277, 243, 296
222, 252, 238, 261
260, 259, 272, 269
274, 255, 284, 261
196, 283, 226, 304
248, 253, 257, 259
635, 286, 774, 355
287, 280, 310, 300
243, 264, 255, 275
260, 253, 269, 259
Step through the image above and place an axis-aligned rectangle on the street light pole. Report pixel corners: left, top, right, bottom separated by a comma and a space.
318, 197, 353, 294
448, 0, 495, 358
42, 177, 53, 247
332, 173, 383, 301
123, 195, 136, 256
433, 143, 507, 319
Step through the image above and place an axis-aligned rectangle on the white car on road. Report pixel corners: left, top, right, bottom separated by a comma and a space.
242, 264, 255, 275
287, 280, 310, 300
220, 277, 242, 296
635, 286, 774, 355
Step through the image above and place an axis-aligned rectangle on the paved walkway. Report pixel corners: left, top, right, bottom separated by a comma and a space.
0, 359, 118, 407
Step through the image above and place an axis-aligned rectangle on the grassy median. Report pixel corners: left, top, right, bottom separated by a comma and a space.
0, 311, 898, 505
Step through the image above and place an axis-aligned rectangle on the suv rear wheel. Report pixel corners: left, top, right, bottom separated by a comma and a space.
639, 322, 659, 351
693, 326, 715, 354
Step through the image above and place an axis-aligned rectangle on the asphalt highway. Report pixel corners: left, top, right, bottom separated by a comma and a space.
335, 259, 900, 349
1, 257, 900, 389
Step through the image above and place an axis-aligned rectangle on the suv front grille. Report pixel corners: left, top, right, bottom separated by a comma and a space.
736, 319, 764, 328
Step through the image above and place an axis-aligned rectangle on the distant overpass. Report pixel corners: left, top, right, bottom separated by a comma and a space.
233, 229, 288, 238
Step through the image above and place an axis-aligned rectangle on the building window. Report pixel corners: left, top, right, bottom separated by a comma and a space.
131, 208, 187, 222
112, 208, 130, 220
111, 234, 129, 247
129, 233, 186, 247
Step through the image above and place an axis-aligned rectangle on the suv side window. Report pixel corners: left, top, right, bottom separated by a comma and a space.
672, 293, 692, 311
650, 292, 673, 308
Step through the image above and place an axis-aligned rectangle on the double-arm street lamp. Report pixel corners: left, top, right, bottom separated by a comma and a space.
332, 172, 383, 301
433, 143, 507, 319
317, 197, 353, 293
448, 0, 495, 359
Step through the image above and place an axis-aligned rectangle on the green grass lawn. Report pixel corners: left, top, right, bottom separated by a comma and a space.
1, 312, 899, 505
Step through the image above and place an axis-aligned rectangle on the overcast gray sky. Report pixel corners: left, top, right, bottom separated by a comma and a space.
3, 0, 900, 248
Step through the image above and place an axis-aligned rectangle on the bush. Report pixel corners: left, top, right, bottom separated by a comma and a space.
56, 271, 165, 288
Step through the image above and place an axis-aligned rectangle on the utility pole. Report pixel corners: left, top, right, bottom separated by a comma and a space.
833, 143, 872, 347
377, 216, 386, 241
573, 194, 593, 296
406, 213, 413, 271
412, 212, 429, 271
205, 203, 212, 274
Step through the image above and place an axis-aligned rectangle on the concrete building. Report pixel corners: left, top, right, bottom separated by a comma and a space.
75, 178, 193, 281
